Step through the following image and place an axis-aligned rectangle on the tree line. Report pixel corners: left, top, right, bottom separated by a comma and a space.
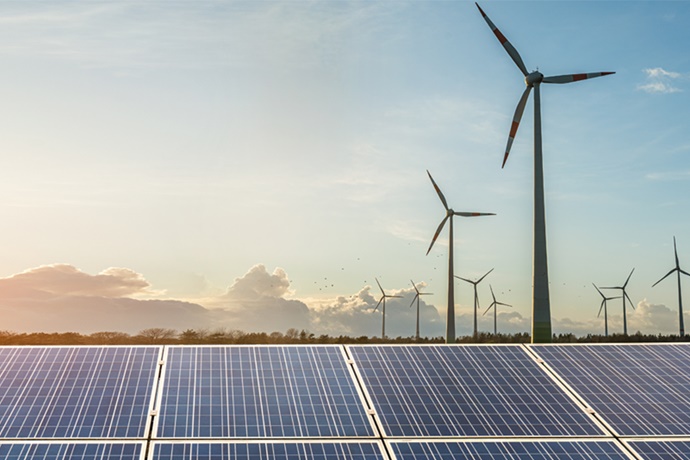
1, 328, 689, 345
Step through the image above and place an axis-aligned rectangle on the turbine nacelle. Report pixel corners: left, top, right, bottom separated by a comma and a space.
525, 71, 544, 87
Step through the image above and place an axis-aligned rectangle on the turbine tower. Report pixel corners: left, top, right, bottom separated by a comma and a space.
426, 170, 495, 343
482, 285, 512, 335
409, 280, 433, 340
593, 283, 620, 338
455, 268, 494, 338
373, 278, 401, 339
476, 3, 614, 343
652, 236, 690, 337
601, 269, 635, 336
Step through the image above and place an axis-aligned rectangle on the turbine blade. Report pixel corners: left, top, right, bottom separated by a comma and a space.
482, 303, 494, 316
542, 72, 615, 84
652, 268, 676, 287
421, 292, 434, 296
411, 280, 420, 295
597, 299, 605, 318
454, 211, 496, 217
674, 236, 680, 268
681, 269, 690, 277
478, 268, 494, 283
427, 170, 449, 211
375, 277, 384, 296
426, 215, 449, 255
409, 294, 418, 308
503, 86, 532, 168
455, 275, 474, 284
489, 284, 497, 302
625, 291, 635, 310
496, 302, 512, 308
624, 268, 635, 288
389, 295, 403, 299
592, 283, 605, 299
374, 298, 383, 312
475, 3, 528, 76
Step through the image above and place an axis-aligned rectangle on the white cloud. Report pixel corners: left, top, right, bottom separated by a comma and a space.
638, 67, 684, 94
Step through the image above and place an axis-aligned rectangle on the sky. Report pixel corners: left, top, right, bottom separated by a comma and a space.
0, 1, 689, 338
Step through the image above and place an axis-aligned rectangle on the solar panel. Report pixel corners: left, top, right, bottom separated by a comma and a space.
150, 441, 386, 459
0, 442, 145, 460
529, 344, 690, 436
625, 439, 690, 460
155, 345, 377, 438
387, 440, 634, 460
347, 345, 606, 437
0, 346, 161, 439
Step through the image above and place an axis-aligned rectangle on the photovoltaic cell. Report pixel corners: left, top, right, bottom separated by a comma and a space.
348, 345, 605, 437
388, 440, 632, 460
0, 347, 160, 439
0, 443, 144, 460
530, 344, 690, 436
151, 441, 386, 460
156, 346, 376, 438
626, 440, 690, 460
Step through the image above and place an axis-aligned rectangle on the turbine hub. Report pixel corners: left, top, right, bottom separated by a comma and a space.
525, 71, 544, 87
447, 208, 454, 217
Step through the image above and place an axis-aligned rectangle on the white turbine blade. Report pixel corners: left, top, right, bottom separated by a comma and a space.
426, 215, 449, 255
542, 72, 615, 84
503, 86, 532, 168
427, 170, 449, 211
478, 268, 494, 283
652, 268, 676, 288
624, 268, 635, 288
454, 211, 496, 217
475, 2, 528, 76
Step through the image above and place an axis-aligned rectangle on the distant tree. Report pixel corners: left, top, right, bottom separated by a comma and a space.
136, 328, 178, 344
89, 331, 131, 345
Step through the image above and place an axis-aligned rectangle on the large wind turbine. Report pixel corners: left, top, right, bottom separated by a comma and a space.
373, 278, 401, 339
652, 236, 690, 337
482, 285, 512, 335
410, 280, 433, 340
476, 3, 614, 343
592, 283, 620, 338
455, 268, 494, 338
426, 170, 495, 343
601, 269, 635, 336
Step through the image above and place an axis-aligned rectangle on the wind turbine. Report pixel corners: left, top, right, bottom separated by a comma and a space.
373, 278, 401, 339
601, 269, 635, 336
410, 280, 433, 340
476, 3, 614, 343
455, 268, 494, 338
482, 285, 512, 335
592, 283, 620, 338
426, 170, 495, 343
652, 236, 690, 337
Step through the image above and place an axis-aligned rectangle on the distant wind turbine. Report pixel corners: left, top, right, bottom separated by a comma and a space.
455, 268, 494, 338
373, 278, 401, 339
592, 283, 620, 338
652, 236, 690, 337
410, 280, 433, 340
426, 170, 495, 343
482, 285, 512, 335
476, 2, 614, 343
601, 269, 635, 335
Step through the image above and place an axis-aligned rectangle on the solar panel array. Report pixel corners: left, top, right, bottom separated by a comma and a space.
2, 343, 690, 459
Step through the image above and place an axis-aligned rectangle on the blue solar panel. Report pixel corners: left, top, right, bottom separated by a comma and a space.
0, 442, 145, 460
0, 346, 161, 439
530, 344, 690, 436
348, 345, 605, 437
151, 441, 386, 459
626, 440, 690, 460
155, 345, 376, 438
388, 440, 632, 460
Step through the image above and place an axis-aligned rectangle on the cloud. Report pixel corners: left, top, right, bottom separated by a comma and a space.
637, 67, 684, 94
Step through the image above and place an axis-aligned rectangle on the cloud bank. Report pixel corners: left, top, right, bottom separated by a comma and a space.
637, 67, 684, 94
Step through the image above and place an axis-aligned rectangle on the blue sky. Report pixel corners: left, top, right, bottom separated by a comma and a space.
0, 1, 688, 338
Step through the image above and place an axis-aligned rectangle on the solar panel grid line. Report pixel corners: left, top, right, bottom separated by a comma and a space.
0, 441, 147, 460
148, 440, 389, 460
348, 344, 608, 438
385, 439, 638, 460
623, 438, 690, 460
527, 344, 690, 437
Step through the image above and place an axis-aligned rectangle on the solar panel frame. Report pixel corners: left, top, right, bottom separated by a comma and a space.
623, 438, 690, 460
527, 343, 690, 437
149, 440, 388, 460
386, 439, 637, 460
153, 345, 378, 439
0, 441, 146, 460
347, 344, 609, 438
0, 346, 162, 440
